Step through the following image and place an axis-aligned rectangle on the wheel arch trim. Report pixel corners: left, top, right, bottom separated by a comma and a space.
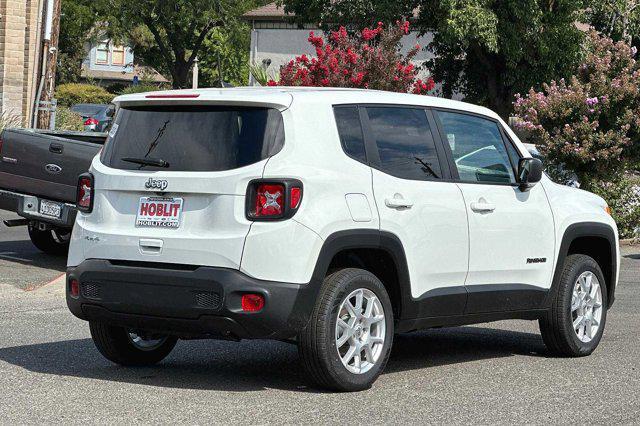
547, 222, 618, 308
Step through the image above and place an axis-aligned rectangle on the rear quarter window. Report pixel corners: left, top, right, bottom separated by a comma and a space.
101, 105, 284, 171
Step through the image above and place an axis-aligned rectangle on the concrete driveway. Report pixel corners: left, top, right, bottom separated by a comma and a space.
0, 213, 638, 424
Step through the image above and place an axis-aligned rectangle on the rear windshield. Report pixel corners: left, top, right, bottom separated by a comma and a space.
100, 105, 284, 171
71, 104, 107, 116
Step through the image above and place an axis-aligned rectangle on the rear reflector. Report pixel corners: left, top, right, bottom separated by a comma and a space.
290, 187, 302, 209
145, 94, 200, 99
241, 294, 265, 312
69, 279, 79, 298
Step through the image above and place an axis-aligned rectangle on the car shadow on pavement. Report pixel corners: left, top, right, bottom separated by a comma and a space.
0, 326, 546, 393
0, 239, 66, 272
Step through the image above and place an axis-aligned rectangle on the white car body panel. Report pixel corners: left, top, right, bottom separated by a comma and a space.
69, 87, 619, 302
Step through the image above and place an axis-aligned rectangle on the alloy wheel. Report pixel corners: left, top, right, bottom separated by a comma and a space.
335, 288, 386, 374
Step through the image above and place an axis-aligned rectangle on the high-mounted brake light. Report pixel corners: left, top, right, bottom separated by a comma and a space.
145, 94, 200, 99
76, 173, 94, 213
246, 179, 303, 221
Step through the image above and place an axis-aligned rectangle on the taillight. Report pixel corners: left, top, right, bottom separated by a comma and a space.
0, 136, 4, 155
84, 118, 99, 126
76, 172, 94, 212
241, 293, 265, 312
246, 179, 303, 220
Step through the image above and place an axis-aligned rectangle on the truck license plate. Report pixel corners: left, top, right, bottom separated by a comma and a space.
135, 197, 183, 228
39, 200, 62, 218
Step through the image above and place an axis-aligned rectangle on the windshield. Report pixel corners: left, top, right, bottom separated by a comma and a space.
100, 105, 284, 172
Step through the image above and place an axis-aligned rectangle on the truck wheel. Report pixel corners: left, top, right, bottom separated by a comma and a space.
89, 322, 178, 366
539, 254, 607, 357
298, 268, 394, 392
28, 226, 70, 256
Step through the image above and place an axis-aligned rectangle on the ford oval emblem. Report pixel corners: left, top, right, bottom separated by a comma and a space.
45, 164, 62, 174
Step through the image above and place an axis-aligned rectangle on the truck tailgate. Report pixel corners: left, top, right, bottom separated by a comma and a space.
0, 129, 104, 203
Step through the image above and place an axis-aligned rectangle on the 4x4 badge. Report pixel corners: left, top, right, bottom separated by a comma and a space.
145, 178, 168, 191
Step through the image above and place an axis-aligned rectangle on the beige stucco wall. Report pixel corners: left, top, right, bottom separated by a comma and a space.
0, 0, 43, 126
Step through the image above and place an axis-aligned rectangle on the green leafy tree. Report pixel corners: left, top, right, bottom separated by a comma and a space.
91, 0, 226, 88
586, 0, 640, 44
278, 0, 418, 29
57, 0, 96, 84
282, 0, 587, 117
416, 0, 587, 118
91, 0, 266, 88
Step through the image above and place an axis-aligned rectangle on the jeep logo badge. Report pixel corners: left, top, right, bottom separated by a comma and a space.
145, 178, 168, 191
45, 164, 62, 174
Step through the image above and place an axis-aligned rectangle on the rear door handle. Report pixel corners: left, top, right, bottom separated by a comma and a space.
49, 143, 63, 154
470, 200, 496, 213
385, 196, 413, 209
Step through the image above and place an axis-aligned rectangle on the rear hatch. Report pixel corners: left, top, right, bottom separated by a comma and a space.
81, 103, 286, 269
0, 129, 104, 202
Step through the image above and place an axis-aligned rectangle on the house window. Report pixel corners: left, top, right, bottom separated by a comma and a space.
96, 42, 109, 64
112, 45, 125, 66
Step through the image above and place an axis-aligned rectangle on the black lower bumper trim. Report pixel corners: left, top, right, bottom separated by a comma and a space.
67, 259, 319, 340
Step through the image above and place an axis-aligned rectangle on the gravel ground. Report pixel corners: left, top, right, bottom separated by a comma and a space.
0, 212, 638, 424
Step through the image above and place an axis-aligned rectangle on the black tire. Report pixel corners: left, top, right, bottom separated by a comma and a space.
298, 268, 394, 392
89, 322, 178, 366
28, 226, 70, 256
539, 254, 608, 357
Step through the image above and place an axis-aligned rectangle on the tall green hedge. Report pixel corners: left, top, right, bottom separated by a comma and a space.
55, 83, 114, 106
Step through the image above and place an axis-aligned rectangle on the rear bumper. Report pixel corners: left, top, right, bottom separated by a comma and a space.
66, 259, 318, 340
0, 189, 76, 227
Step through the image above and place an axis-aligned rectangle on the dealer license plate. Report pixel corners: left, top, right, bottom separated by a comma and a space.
39, 200, 62, 218
135, 197, 183, 228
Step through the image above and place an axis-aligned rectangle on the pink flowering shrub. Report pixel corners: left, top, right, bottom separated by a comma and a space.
513, 31, 640, 189
268, 20, 435, 95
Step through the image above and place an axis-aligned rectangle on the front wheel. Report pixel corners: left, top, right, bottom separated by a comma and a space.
298, 268, 394, 392
539, 254, 607, 356
89, 322, 178, 366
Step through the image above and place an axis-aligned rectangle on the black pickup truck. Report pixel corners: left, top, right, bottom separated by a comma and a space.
0, 128, 107, 255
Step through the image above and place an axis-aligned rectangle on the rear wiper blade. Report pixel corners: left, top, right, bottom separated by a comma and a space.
121, 157, 170, 168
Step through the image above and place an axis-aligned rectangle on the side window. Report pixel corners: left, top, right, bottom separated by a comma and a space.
366, 107, 442, 180
437, 111, 516, 184
334, 106, 367, 163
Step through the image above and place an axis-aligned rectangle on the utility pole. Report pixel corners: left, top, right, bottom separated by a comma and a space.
192, 57, 199, 89
36, 0, 62, 129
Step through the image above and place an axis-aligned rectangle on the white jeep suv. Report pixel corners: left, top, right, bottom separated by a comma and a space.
67, 88, 619, 391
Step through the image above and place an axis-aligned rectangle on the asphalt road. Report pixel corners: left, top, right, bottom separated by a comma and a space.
0, 211, 638, 424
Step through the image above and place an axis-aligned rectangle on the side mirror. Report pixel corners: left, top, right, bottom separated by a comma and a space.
518, 157, 543, 190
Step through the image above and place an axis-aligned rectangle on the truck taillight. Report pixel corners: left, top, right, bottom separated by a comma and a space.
76, 173, 94, 213
246, 179, 303, 220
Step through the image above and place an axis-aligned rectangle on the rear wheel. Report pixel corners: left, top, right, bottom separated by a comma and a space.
539, 254, 607, 356
28, 226, 70, 256
298, 268, 394, 391
89, 322, 178, 366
